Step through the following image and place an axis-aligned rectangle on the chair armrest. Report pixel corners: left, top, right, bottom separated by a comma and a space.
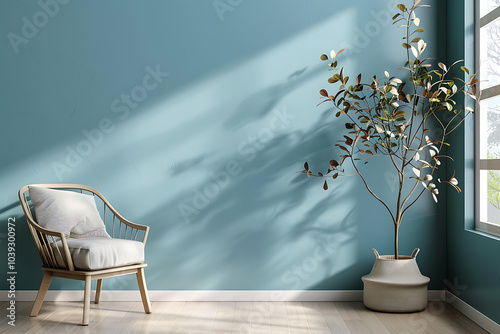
87, 188, 150, 245
116, 218, 150, 245
26, 221, 75, 271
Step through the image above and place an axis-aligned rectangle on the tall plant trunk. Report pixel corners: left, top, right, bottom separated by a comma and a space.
395, 167, 404, 260
394, 223, 399, 260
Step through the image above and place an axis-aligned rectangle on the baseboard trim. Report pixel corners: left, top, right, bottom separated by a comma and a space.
445, 291, 500, 334
1, 290, 445, 302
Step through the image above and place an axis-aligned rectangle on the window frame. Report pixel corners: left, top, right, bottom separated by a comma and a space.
475, 0, 500, 238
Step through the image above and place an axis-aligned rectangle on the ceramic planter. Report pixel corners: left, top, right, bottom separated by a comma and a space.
362, 248, 430, 313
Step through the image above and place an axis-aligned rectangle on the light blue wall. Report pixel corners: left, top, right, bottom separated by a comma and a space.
446, 0, 500, 324
1, 0, 447, 291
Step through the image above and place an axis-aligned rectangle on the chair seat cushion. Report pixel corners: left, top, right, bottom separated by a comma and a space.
56, 237, 144, 270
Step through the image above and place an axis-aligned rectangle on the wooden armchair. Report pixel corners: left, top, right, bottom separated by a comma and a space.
18, 184, 151, 326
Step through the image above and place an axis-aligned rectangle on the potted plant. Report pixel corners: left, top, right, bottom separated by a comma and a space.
304, 0, 478, 312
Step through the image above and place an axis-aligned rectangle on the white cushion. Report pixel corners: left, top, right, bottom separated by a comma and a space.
56, 237, 144, 270
29, 187, 110, 238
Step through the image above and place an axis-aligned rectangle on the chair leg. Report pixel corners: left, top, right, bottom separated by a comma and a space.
82, 276, 91, 326
136, 268, 151, 314
30, 271, 52, 317
95, 279, 103, 304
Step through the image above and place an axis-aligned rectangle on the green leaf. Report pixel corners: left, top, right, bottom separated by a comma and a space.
402, 43, 411, 49
414, 28, 424, 33
392, 13, 401, 20
328, 74, 340, 84
320, 54, 328, 61
411, 37, 422, 43
336, 97, 344, 107
461, 66, 469, 74
394, 111, 407, 118
397, 4, 407, 11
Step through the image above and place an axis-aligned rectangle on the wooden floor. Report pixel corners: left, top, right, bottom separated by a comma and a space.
0, 301, 489, 334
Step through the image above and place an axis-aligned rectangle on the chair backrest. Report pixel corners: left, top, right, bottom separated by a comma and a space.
18, 184, 148, 271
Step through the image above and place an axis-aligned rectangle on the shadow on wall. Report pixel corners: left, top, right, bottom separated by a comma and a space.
139, 102, 362, 290
223, 67, 309, 130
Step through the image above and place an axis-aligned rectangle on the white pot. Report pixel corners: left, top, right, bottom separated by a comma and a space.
362, 248, 430, 313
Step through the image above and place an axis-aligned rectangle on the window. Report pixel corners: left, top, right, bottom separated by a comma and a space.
477, 0, 500, 236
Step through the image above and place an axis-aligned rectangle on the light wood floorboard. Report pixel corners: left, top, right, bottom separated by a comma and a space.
230, 301, 252, 334
2, 301, 489, 334
149, 301, 186, 333
269, 302, 290, 334
210, 302, 235, 334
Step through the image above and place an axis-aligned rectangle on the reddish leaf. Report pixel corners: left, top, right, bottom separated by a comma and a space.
356, 73, 361, 86
307, 170, 312, 177
332, 173, 339, 179
304, 162, 309, 170
344, 135, 353, 146
330, 160, 339, 167
323, 180, 328, 190
345, 123, 354, 129
338, 145, 350, 153
471, 78, 479, 85
320, 89, 328, 97
318, 172, 323, 176
337, 48, 346, 56
340, 155, 349, 165
366, 150, 374, 155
